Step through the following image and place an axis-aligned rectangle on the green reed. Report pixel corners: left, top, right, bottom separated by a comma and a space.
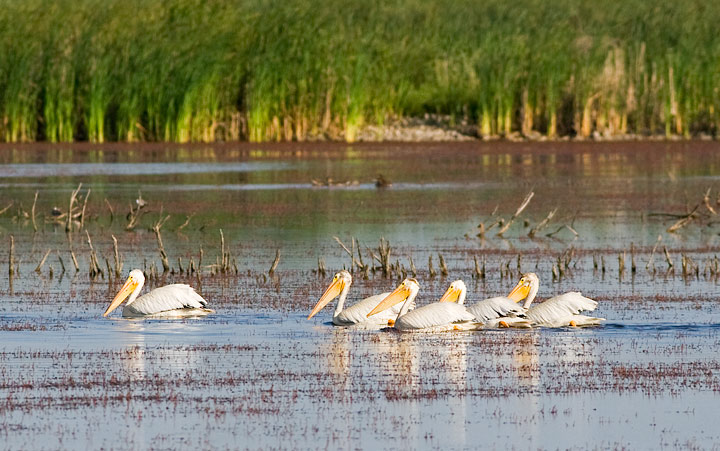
0, 0, 717, 142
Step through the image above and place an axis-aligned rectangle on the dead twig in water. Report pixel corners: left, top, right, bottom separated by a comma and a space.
646, 235, 662, 270
269, 249, 280, 275
0, 201, 13, 216
153, 213, 171, 273
8, 235, 15, 279
80, 189, 90, 230
663, 246, 674, 269
85, 231, 103, 279
177, 214, 195, 232
496, 191, 534, 236
666, 204, 699, 233
31, 191, 38, 232
438, 254, 448, 276
528, 208, 558, 238
66, 184, 82, 233
333, 236, 365, 271
104, 198, 114, 224
34, 249, 51, 273
112, 235, 122, 278
704, 188, 716, 215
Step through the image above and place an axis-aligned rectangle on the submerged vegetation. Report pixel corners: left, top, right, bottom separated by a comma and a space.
0, 0, 719, 142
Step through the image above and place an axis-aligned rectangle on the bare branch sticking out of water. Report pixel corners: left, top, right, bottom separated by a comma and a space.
438, 254, 448, 276
85, 231, 103, 279
269, 250, 280, 275
104, 199, 114, 224
496, 191, 534, 236
333, 236, 364, 272
646, 235, 662, 270
704, 188, 716, 215
177, 214, 195, 232
112, 235, 122, 278
666, 204, 699, 233
31, 191, 38, 232
9, 235, 15, 278
153, 214, 171, 273
34, 249, 51, 273
80, 189, 90, 230
0, 202, 13, 216
663, 246, 674, 269
528, 208, 558, 238
66, 184, 82, 233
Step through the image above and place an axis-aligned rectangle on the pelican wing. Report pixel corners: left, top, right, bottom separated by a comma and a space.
334, 291, 410, 325
467, 296, 527, 322
395, 302, 476, 331
123, 284, 207, 316
526, 292, 598, 326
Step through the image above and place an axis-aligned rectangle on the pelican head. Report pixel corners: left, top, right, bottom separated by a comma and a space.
367, 278, 420, 317
103, 269, 145, 317
307, 270, 353, 319
508, 272, 539, 307
438, 280, 467, 305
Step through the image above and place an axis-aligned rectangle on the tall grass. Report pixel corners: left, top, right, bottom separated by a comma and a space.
0, 0, 718, 142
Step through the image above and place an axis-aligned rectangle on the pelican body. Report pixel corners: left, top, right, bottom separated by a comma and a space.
308, 270, 410, 326
368, 279, 478, 332
466, 293, 530, 328
103, 269, 213, 318
508, 273, 605, 327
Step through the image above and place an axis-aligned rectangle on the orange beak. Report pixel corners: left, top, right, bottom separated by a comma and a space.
507, 281, 530, 303
367, 284, 410, 317
103, 277, 138, 317
438, 286, 461, 303
307, 278, 344, 319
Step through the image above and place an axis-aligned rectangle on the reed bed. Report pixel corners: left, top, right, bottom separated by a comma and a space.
0, 0, 718, 143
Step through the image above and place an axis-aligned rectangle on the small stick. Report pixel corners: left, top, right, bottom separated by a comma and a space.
57, 254, 66, 273
35, 249, 51, 273
703, 188, 716, 215
177, 214, 195, 231
409, 255, 417, 277
438, 254, 448, 276
428, 255, 436, 278
646, 235, 662, 270
153, 214, 171, 273
496, 191, 534, 236
104, 198, 114, 224
31, 191, 38, 232
9, 235, 15, 278
663, 246, 674, 269
667, 204, 699, 233
630, 243, 637, 273
66, 183, 82, 233
70, 250, 80, 272
334, 236, 364, 270
112, 235, 122, 277
269, 249, 280, 274
473, 256, 482, 279
528, 208, 558, 238
80, 189, 90, 230
0, 202, 13, 216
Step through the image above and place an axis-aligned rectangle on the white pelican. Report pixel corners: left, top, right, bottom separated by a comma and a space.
507, 272, 605, 327
367, 279, 478, 332
466, 288, 530, 328
307, 270, 411, 326
103, 269, 213, 318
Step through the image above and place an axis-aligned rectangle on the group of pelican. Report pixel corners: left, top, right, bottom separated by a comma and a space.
307, 271, 605, 331
101, 267, 605, 331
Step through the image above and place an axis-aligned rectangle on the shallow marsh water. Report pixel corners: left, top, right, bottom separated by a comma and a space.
1, 141, 720, 450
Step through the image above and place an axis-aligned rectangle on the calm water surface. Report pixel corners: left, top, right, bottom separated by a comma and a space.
1, 141, 720, 450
